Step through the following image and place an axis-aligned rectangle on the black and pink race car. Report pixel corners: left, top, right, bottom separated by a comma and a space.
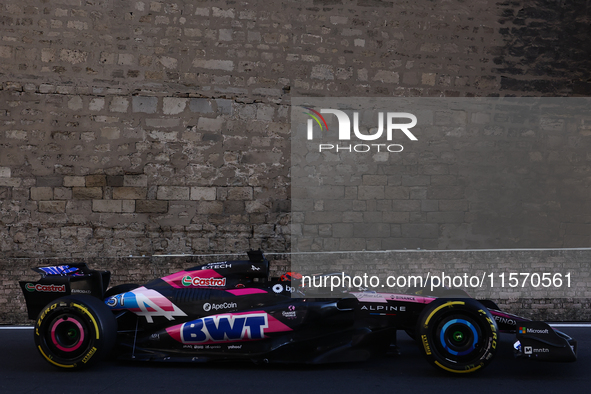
19, 251, 577, 374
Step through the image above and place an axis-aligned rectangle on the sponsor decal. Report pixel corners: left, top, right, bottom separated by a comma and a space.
519, 327, 549, 335
272, 284, 283, 294
251, 265, 261, 271
161, 269, 225, 289
351, 292, 387, 303
494, 315, 517, 326
182, 276, 227, 287
524, 346, 532, 354
421, 334, 432, 355
303, 107, 418, 153
485, 316, 498, 350
25, 283, 66, 293
201, 262, 232, 270
272, 284, 296, 294
282, 305, 297, 319
361, 305, 399, 312
71, 289, 92, 294
361, 304, 402, 316
203, 302, 238, 312
106, 287, 187, 323
393, 295, 416, 301
37, 303, 58, 326
167, 311, 292, 345
227, 345, 242, 350
81, 347, 97, 364
180, 313, 269, 343
355, 293, 384, 299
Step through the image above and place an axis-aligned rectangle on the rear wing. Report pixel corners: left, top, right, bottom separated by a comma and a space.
19, 263, 111, 320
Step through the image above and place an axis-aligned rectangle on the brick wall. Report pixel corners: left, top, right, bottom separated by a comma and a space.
0, 88, 290, 257
1, 0, 591, 322
1, 0, 589, 258
291, 97, 591, 251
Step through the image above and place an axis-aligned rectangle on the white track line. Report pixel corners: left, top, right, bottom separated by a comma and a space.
550, 323, 591, 328
150, 247, 591, 257
0, 326, 33, 330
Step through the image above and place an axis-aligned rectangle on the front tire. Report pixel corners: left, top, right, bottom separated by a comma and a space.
417, 298, 498, 374
34, 295, 116, 370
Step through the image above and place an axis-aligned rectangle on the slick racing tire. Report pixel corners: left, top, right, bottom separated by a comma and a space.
34, 295, 117, 370
417, 298, 498, 374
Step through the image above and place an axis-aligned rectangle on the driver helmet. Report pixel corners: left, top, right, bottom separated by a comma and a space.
280, 272, 303, 281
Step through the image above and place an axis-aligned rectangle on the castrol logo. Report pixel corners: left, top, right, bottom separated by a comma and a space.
25, 283, 66, 293
181, 276, 227, 287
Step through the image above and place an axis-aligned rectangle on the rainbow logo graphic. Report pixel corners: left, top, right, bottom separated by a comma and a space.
303, 107, 328, 137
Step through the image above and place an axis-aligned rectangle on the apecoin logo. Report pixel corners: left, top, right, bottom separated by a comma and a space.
303, 107, 417, 153
203, 302, 238, 312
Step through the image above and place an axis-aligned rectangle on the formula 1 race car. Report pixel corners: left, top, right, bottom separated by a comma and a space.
19, 251, 577, 373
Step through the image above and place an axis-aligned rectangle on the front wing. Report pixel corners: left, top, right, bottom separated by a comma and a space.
514, 321, 577, 362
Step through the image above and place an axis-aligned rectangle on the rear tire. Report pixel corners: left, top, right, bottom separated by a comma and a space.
417, 298, 498, 374
34, 295, 116, 370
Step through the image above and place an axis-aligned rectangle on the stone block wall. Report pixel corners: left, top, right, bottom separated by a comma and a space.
1, 0, 589, 258
0, 0, 590, 322
291, 97, 591, 251
0, 88, 290, 257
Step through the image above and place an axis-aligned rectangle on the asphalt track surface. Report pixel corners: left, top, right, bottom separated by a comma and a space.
1, 325, 589, 394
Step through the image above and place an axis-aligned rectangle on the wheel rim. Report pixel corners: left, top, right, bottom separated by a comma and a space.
438, 317, 480, 357
49, 316, 86, 353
